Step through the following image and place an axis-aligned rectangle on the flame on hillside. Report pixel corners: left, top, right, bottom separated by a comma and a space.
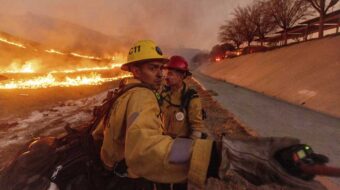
0, 37, 26, 48
0, 60, 123, 74
3, 60, 41, 74
70, 52, 102, 60
0, 36, 126, 62
0, 62, 127, 89
45, 49, 66, 55
0, 73, 131, 89
0, 35, 130, 89
50, 64, 123, 74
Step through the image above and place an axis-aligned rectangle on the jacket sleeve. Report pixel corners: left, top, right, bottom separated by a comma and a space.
188, 97, 206, 138
124, 88, 213, 187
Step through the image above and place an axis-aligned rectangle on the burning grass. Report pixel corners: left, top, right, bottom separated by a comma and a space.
0, 80, 121, 120
0, 33, 129, 90
0, 72, 130, 89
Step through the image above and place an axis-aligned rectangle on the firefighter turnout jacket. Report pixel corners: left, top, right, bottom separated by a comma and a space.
160, 82, 206, 139
98, 78, 213, 187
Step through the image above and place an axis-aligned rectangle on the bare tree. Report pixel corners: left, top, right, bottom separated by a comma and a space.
219, 20, 244, 49
267, 0, 311, 45
305, 0, 339, 37
250, 1, 277, 46
233, 6, 258, 46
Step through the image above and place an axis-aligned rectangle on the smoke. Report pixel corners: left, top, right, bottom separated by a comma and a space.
0, 0, 253, 51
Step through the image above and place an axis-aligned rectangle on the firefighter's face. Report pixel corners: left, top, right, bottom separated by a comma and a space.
165, 69, 184, 87
133, 61, 164, 89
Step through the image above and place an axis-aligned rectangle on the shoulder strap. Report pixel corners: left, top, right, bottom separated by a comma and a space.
180, 88, 199, 111
87, 82, 154, 134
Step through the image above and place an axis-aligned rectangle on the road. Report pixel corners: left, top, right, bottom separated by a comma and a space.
193, 72, 340, 187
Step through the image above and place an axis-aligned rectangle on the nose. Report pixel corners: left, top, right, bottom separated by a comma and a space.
157, 67, 163, 78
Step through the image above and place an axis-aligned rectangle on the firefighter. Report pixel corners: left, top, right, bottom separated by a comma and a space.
157, 55, 209, 190
160, 55, 207, 140
100, 40, 219, 189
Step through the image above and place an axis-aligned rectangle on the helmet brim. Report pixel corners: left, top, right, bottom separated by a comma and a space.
121, 58, 169, 71
162, 65, 192, 76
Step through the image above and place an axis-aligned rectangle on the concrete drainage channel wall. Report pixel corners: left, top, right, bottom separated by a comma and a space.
198, 35, 340, 119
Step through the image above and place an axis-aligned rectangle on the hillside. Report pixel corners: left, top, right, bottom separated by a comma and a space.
0, 13, 129, 54
198, 35, 340, 118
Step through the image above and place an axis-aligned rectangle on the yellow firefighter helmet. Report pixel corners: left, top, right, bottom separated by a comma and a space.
121, 40, 169, 71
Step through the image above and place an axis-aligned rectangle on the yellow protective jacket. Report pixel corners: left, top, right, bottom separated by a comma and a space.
97, 78, 213, 187
160, 82, 206, 139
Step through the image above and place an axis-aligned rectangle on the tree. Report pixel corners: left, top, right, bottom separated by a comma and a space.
220, 43, 236, 51
305, 0, 339, 38
266, 0, 311, 45
250, 1, 277, 46
233, 6, 258, 46
219, 20, 244, 49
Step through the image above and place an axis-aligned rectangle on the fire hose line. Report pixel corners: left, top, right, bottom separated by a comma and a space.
300, 164, 340, 177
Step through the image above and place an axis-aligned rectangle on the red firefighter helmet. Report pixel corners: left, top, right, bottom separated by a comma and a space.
163, 55, 192, 76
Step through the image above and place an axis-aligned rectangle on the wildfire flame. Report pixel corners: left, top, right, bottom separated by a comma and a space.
50, 64, 123, 74
0, 37, 26, 48
0, 35, 129, 89
2, 60, 40, 74
45, 49, 66, 55
70, 52, 102, 60
0, 73, 131, 89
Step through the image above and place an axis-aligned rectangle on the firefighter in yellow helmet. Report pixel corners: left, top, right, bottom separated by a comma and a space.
99, 40, 219, 189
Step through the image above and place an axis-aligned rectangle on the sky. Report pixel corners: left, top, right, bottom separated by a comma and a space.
0, 0, 253, 50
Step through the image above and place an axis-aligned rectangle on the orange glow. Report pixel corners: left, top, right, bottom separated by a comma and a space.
0, 34, 129, 89
1, 60, 41, 73
0, 37, 26, 48
45, 49, 66, 55
1, 61, 123, 74
215, 57, 221, 62
107, 53, 126, 62
70, 52, 102, 60
50, 63, 123, 74
0, 73, 131, 89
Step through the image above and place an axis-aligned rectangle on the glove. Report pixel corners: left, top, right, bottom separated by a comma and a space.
275, 144, 330, 180
311, 153, 329, 164
220, 136, 327, 190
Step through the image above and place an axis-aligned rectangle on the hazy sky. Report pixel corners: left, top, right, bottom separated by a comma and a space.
0, 0, 253, 50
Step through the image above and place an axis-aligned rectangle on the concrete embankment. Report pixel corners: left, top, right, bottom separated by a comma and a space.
198, 35, 340, 118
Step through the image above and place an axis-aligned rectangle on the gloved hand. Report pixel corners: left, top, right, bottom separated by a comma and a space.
311, 153, 329, 164
218, 136, 327, 190
274, 143, 330, 181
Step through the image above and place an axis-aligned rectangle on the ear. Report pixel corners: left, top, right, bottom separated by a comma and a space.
130, 65, 142, 78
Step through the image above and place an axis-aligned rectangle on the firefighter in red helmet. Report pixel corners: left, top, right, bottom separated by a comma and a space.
161, 55, 207, 139
158, 56, 209, 190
